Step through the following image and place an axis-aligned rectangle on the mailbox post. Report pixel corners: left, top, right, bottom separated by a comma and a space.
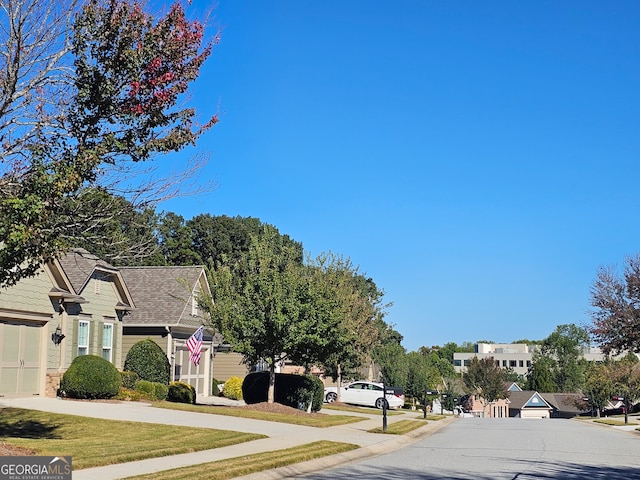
382, 381, 388, 432
423, 389, 438, 419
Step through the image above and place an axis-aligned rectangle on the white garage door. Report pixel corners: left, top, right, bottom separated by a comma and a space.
520, 409, 550, 419
0, 322, 42, 397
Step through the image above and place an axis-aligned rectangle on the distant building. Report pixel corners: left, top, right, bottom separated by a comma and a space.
453, 342, 620, 377
454, 343, 537, 376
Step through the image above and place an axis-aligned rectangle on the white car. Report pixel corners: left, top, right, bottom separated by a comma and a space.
324, 381, 405, 409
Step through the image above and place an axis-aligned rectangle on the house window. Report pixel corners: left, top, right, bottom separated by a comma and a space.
463, 359, 470, 367
526, 360, 532, 368
509, 360, 517, 368
454, 359, 461, 367
502, 360, 507, 367
78, 321, 90, 356
495, 360, 500, 367
102, 323, 113, 362
519, 360, 524, 367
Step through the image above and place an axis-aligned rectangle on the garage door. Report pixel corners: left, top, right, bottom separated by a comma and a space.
0, 322, 42, 397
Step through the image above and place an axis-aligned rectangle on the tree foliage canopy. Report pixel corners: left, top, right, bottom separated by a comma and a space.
590, 256, 640, 355
528, 323, 589, 393
303, 253, 382, 382
204, 232, 389, 403
0, 0, 216, 285
463, 356, 507, 402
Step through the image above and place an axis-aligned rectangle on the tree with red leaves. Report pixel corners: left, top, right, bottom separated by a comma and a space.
590, 255, 640, 355
0, 0, 218, 285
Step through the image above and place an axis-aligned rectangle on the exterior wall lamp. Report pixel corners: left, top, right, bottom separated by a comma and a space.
51, 325, 65, 345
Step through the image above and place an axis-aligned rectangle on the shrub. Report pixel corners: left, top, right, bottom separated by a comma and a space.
289, 375, 323, 412
133, 380, 155, 398
123, 339, 170, 384
121, 371, 139, 389
242, 372, 323, 411
115, 387, 144, 401
212, 378, 222, 396
154, 382, 169, 400
167, 382, 196, 404
222, 376, 244, 400
133, 380, 169, 401
60, 355, 122, 399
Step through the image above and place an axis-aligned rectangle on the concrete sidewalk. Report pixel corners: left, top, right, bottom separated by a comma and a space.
0, 397, 454, 480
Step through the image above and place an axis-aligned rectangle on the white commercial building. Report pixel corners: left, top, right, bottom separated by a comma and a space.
453, 343, 618, 377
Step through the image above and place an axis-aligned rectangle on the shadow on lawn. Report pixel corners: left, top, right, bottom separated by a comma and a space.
0, 417, 60, 439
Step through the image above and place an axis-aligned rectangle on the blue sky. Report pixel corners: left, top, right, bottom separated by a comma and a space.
159, 1, 640, 352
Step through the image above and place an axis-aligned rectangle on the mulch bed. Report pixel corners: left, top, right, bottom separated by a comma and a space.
240, 401, 329, 417
0, 443, 35, 456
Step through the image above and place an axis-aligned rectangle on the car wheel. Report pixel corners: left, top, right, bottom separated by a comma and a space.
375, 397, 388, 409
326, 392, 338, 403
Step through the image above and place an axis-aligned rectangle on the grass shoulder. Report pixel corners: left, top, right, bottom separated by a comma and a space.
593, 418, 638, 426
125, 440, 359, 480
322, 403, 404, 416
368, 419, 428, 435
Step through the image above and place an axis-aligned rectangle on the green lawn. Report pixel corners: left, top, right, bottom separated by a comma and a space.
0, 408, 264, 470
153, 401, 364, 427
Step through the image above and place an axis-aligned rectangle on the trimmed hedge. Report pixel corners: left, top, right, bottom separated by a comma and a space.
167, 381, 197, 404
134, 380, 169, 401
242, 372, 324, 412
121, 371, 139, 389
61, 355, 122, 399
123, 339, 170, 384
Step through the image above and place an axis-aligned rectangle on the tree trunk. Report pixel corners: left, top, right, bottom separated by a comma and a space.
267, 364, 276, 404
336, 363, 342, 402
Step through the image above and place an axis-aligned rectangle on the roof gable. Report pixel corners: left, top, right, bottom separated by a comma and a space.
57, 249, 134, 309
508, 390, 553, 410
120, 266, 210, 327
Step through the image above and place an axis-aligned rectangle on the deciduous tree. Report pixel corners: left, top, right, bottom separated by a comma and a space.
590, 256, 640, 355
0, 0, 217, 285
303, 253, 381, 395
204, 227, 315, 403
463, 356, 506, 402
536, 324, 589, 392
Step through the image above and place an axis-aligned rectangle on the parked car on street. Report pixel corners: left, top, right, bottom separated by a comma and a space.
324, 381, 405, 409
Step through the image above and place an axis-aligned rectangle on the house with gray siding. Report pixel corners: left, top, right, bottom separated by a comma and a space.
119, 266, 248, 397
0, 249, 134, 398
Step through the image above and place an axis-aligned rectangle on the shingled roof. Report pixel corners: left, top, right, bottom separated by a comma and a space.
508, 390, 553, 411
540, 393, 587, 416
56, 248, 134, 309
58, 248, 120, 293
119, 266, 210, 328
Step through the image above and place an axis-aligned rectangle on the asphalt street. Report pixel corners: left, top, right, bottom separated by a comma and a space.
297, 417, 640, 480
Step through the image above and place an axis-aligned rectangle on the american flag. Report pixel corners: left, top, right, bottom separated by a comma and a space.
186, 326, 204, 366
